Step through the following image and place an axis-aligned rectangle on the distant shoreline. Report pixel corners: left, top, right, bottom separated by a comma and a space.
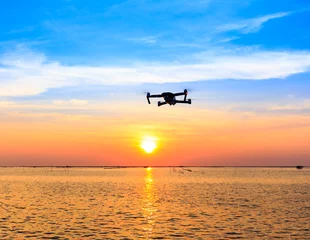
0, 166, 308, 168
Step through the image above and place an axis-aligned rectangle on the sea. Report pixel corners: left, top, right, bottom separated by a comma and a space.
0, 167, 309, 239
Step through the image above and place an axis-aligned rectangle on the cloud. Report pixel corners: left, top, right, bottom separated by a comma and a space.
52, 99, 88, 106
216, 12, 291, 34
105, 0, 212, 16
0, 100, 15, 107
218, 36, 240, 43
126, 35, 159, 44
7, 26, 36, 34
1, 47, 310, 97
269, 99, 310, 111
69, 99, 88, 106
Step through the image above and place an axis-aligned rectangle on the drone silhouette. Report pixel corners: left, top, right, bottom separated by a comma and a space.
146, 89, 192, 107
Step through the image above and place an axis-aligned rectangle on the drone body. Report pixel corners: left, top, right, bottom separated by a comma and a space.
146, 89, 192, 107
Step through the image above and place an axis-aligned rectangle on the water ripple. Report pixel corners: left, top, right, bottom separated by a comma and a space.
0, 167, 309, 239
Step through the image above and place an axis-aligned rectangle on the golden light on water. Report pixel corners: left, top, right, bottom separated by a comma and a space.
143, 167, 157, 237
1, 168, 310, 238
141, 137, 157, 154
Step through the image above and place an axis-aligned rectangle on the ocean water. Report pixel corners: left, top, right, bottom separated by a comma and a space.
0, 167, 309, 239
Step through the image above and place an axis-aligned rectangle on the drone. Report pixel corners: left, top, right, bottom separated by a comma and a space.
146, 89, 192, 107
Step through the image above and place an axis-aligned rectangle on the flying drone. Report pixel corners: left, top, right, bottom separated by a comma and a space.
146, 89, 192, 107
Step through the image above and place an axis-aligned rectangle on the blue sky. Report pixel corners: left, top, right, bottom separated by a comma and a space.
1, 0, 310, 113
1, 0, 310, 166
1, 0, 309, 62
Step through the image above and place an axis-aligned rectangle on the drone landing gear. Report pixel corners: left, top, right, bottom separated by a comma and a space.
175, 99, 192, 104
184, 89, 188, 101
158, 101, 167, 107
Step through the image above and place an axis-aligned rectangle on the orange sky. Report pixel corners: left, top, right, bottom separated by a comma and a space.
1, 0, 310, 167
1, 101, 310, 166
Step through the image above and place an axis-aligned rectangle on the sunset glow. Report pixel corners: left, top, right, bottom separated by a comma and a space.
2, 1, 310, 240
0, 1, 310, 167
141, 137, 157, 154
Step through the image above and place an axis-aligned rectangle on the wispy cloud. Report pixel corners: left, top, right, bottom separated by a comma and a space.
216, 12, 292, 34
218, 36, 240, 43
7, 26, 36, 34
269, 99, 310, 111
52, 99, 88, 106
126, 35, 159, 44
1, 46, 310, 97
105, 0, 213, 16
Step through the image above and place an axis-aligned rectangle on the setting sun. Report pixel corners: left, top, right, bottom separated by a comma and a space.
141, 137, 157, 154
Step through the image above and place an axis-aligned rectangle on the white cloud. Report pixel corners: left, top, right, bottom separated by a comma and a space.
52, 100, 65, 105
0, 100, 15, 107
0, 47, 310, 97
219, 36, 240, 43
52, 99, 88, 106
69, 99, 88, 106
126, 35, 158, 44
106, 0, 212, 16
269, 99, 310, 111
7, 26, 36, 34
216, 12, 291, 34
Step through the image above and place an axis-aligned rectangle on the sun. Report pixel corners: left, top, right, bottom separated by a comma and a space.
141, 137, 157, 154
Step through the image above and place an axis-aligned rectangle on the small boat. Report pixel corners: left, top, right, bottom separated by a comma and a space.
296, 165, 304, 170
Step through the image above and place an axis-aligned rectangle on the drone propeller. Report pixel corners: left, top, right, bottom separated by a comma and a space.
134, 90, 150, 96
184, 88, 195, 92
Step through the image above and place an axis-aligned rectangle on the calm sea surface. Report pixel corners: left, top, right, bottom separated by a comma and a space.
0, 167, 309, 239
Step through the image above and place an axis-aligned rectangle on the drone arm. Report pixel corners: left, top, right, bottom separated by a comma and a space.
173, 92, 185, 96
146, 93, 162, 104
174, 92, 188, 101
175, 89, 188, 100
149, 94, 162, 98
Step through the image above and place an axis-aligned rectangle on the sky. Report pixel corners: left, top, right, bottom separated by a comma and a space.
1, 0, 310, 166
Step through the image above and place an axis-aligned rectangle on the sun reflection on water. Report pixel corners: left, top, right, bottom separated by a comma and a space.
142, 167, 157, 238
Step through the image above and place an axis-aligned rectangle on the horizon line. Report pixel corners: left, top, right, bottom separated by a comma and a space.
0, 165, 307, 168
